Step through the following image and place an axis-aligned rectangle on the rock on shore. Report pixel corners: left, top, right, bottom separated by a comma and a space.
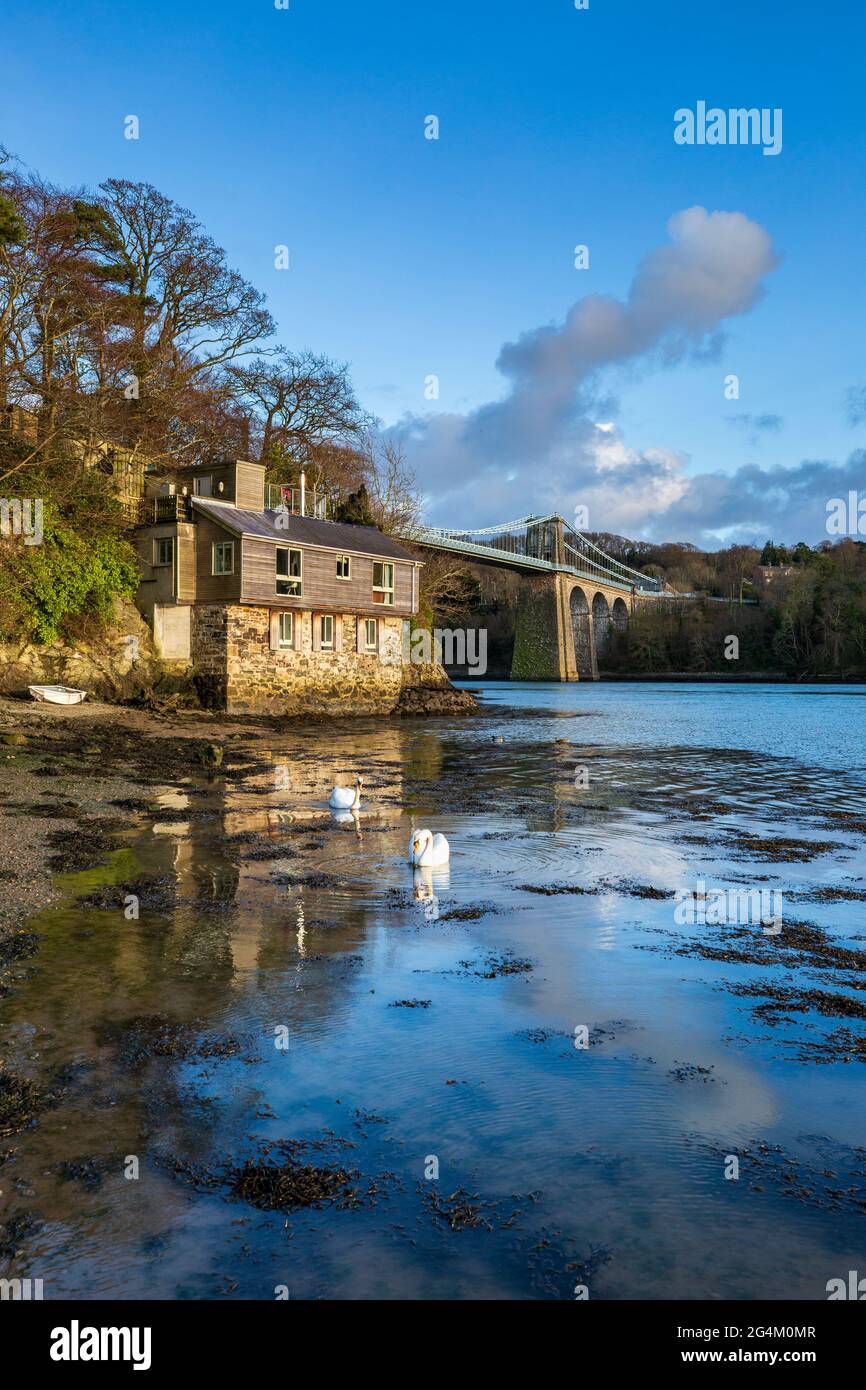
396, 661, 479, 716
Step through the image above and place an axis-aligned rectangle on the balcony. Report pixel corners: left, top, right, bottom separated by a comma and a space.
137, 494, 191, 526
266, 484, 334, 519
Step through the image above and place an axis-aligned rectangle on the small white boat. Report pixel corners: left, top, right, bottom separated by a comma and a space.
28, 684, 87, 705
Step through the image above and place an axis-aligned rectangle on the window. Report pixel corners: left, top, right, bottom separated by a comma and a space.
276, 547, 302, 596
336, 554, 351, 580
212, 540, 234, 575
364, 618, 378, 651
193, 474, 213, 497
372, 561, 394, 605
153, 537, 174, 567
320, 614, 335, 650
278, 611, 294, 649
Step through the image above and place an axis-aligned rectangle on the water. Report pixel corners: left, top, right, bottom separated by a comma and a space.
2, 681, 865, 1300
470, 678, 866, 771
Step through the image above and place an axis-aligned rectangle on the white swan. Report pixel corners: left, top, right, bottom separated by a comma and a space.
330, 777, 362, 810
409, 828, 450, 867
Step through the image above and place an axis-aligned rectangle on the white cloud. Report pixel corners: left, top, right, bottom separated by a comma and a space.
386, 207, 796, 544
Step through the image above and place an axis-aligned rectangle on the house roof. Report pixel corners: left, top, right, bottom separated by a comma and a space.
192, 499, 419, 562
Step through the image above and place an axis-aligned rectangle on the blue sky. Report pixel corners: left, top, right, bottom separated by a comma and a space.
2, 0, 864, 545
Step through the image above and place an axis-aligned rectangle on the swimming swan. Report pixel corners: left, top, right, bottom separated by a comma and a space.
330, 777, 362, 810
409, 828, 450, 867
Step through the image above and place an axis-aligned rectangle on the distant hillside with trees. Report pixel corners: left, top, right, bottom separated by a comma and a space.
588, 533, 866, 677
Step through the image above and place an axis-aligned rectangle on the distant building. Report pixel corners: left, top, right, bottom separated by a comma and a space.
756, 564, 794, 586
1, 404, 148, 519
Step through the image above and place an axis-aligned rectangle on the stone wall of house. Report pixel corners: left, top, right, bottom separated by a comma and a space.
190, 603, 229, 708
0, 596, 478, 715
191, 604, 410, 714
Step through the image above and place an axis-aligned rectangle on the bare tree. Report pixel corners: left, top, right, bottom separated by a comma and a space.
89, 178, 275, 463
415, 548, 483, 627
0, 166, 128, 460
362, 436, 421, 535
0, 164, 276, 470
226, 349, 373, 472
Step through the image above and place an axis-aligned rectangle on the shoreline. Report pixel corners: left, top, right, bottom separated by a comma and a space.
457, 672, 866, 686
1, 668, 856, 941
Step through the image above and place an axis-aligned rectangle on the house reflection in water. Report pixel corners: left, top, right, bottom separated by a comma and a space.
142, 724, 412, 997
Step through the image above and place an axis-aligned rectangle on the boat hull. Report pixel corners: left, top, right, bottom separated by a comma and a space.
28, 685, 87, 705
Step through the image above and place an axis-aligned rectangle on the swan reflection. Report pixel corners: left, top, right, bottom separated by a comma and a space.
330, 807, 361, 835
413, 864, 450, 899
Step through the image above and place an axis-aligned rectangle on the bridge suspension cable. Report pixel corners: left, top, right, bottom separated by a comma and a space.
408, 513, 662, 593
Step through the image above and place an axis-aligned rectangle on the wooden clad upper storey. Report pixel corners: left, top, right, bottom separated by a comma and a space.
189, 499, 421, 616
162, 459, 265, 510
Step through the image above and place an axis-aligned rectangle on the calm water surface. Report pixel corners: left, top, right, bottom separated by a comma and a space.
2, 681, 865, 1299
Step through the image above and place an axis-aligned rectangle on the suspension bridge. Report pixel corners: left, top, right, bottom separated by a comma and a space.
405, 512, 665, 681
410, 513, 663, 594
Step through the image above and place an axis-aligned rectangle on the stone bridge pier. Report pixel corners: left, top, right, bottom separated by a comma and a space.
512, 571, 633, 680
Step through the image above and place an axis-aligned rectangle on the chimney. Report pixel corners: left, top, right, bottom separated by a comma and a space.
299, 468, 306, 517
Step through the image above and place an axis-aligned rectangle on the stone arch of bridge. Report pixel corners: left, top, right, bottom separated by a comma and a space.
561, 579, 633, 679
568, 584, 595, 679
612, 595, 629, 633
592, 591, 611, 658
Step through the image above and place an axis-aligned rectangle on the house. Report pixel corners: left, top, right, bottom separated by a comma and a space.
132, 459, 423, 713
756, 564, 794, 587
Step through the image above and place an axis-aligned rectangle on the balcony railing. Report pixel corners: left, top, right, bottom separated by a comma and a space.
137, 495, 191, 525
265, 484, 333, 519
